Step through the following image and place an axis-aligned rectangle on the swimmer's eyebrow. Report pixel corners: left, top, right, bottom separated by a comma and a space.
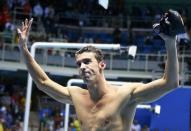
76, 58, 91, 67
83, 58, 91, 63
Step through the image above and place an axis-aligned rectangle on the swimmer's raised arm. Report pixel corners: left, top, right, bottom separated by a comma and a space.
17, 18, 72, 104
131, 36, 178, 103
129, 9, 182, 104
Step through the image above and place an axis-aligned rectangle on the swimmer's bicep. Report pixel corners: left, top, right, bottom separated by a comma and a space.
130, 78, 171, 103
36, 78, 73, 104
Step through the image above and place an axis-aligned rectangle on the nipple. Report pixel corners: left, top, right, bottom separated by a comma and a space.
104, 118, 110, 125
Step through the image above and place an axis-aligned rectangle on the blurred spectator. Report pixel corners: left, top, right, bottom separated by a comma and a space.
12, 119, 23, 131
4, 107, 13, 130
187, 23, 191, 39
70, 115, 81, 131
23, 0, 32, 17
153, 7, 163, 23
0, 92, 11, 107
178, 8, 189, 26
40, 111, 49, 130
0, 82, 5, 94
6, 0, 14, 10
0, 10, 5, 32
11, 89, 23, 119
54, 112, 63, 129
17, 0, 27, 7
131, 119, 141, 131
0, 4, 11, 31
53, 108, 64, 130
3, 21, 15, 44
2, 5, 11, 23
43, 5, 55, 35
0, 35, 3, 49
113, 27, 121, 44
0, 82, 25, 130
177, 22, 191, 54
177, 33, 190, 44
44, 5, 55, 19
0, 106, 13, 130
45, 116, 54, 131
0, 120, 3, 131
33, 2, 43, 18
5, 21, 15, 31
141, 124, 150, 131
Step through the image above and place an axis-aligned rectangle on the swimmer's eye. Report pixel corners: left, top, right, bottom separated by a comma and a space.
76, 59, 91, 67
83, 59, 91, 65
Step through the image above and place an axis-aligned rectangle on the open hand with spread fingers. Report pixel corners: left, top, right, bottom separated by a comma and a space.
17, 18, 33, 48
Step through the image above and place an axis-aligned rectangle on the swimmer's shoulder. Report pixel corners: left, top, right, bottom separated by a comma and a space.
68, 86, 88, 95
111, 82, 143, 90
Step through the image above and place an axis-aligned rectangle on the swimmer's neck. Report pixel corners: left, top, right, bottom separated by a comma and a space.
86, 77, 110, 102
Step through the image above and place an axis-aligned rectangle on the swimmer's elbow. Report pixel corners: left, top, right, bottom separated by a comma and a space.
35, 82, 47, 92
40, 78, 50, 85
169, 80, 179, 89
163, 77, 179, 90
35, 79, 50, 91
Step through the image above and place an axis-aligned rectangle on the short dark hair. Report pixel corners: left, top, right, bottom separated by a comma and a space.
75, 45, 104, 62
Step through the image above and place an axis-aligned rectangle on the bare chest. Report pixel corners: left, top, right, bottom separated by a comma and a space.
70, 85, 138, 130
79, 103, 123, 130
73, 94, 132, 130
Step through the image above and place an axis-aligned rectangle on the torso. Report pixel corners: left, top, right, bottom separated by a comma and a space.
69, 84, 138, 131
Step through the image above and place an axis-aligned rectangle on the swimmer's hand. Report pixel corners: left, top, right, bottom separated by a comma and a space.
17, 18, 33, 48
153, 9, 185, 37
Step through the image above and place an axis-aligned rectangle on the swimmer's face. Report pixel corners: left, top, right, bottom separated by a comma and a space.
76, 52, 105, 83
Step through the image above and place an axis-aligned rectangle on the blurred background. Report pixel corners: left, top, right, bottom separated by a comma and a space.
0, 0, 191, 130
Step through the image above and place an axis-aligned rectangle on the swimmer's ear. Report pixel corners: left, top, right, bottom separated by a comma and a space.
99, 61, 106, 69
